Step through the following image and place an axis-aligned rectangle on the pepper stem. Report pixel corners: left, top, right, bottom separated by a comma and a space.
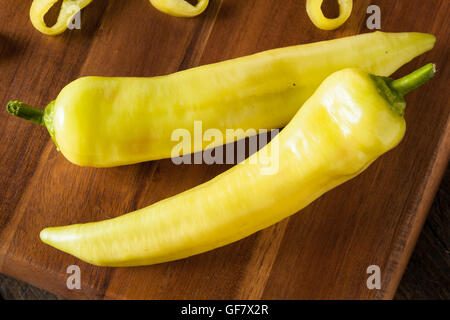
391, 63, 436, 97
6, 100, 45, 126
371, 63, 436, 116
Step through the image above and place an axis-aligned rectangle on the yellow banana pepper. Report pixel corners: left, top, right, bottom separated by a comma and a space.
30, 0, 207, 36
30, 0, 93, 36
39, 64, 436, 267
7, 32, 435, 167
306, 0, 353, 30
149, 0, 209, 17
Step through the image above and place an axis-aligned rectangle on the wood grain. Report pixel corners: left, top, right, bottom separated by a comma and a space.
0, 0, 448, 299
395, 167, 450, 300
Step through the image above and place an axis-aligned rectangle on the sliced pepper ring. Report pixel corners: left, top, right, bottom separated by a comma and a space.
149, 0, 209, 17
306, 0, 353, 30
30, 0, 94, 36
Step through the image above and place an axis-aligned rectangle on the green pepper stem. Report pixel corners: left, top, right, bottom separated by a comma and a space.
6, 100, 45, 126
391, 63, 436, 97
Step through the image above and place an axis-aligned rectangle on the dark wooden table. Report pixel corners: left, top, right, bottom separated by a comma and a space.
0, 0, 448, 300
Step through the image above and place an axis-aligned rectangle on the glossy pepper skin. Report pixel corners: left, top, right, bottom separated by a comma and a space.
149, 0, 209, 17
7, 32, 435, 167
30, 0, 93, 35
39, 64, 435, 267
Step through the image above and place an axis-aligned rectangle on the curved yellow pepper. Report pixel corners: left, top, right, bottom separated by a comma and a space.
39, 64, 435, 267
30, 0, 94, 36
149, 0, 209, 17
306, 0, 353, 30
7, 32, 435, 167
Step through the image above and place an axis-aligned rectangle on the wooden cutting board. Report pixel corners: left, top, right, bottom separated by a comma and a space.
0, 0, 448, 300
